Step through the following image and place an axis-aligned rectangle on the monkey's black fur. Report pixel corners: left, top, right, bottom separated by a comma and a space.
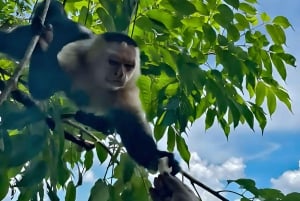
0, 0, 93, 99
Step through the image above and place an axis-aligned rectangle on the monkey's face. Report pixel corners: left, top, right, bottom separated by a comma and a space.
89, 42, 139, 91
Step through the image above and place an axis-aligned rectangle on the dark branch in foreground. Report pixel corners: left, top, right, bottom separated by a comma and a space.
0, 79, 95, 150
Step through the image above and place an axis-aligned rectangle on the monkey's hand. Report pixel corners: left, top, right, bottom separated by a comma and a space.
31, 17, 53, 51
150, 173, 200, 201
158, 151, 181, 175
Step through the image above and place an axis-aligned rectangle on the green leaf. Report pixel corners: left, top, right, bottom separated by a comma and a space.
251, 104, 267, 132
167, 127, 176, 152
273, 87, 292, 111
266, 24, 286, 45
255, 81, 266, 106
217, 4, 234, 23
260, 12, 271, 22
270, 53, 286, 80
214, 4, 234, 28
78, 6, 89, 25
147, 9, 181, 29
228, 100, 241, 128
273, 16, 292, 29
154, 120, 167, 141
258, 188, 284, 200
239, 3, 257, 15
163, 0, 196, 16
240, 104, 254, 130
96, 7, 115, 31
229, 179, 259, 196
234, 13, 250, 30
205, 108, 216, 130
224, 0, 239, 9
277, 53, 296, 67
284, 192, 300, 200
65, 181, 76, 201
176, 135, 190, 164
203, 23, 216, 43
17, 160, 47, 187
0, 171, 9, 200
88, 180, 109, 201
267, 90, 276, 116
226, 23, 240, 41
8, 134, 46, 167
84, 150, 94, 171
95, 143, 108, 163
219, 118, 230, 136
114, 154, 135, 183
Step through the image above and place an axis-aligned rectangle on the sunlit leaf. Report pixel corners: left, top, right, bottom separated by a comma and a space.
267, 90, 277, 116
273, 16, 292, 29
239, 3, 256, 15
266, 24, 286, 45
167, 127, 176, 151
260, 12, 271, 22
255, 81, 266, 106
176, 135, 190, 164
270, 53, 286, 80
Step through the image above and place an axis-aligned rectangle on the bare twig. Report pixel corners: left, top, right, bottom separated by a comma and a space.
181, 170, 229, 201
0, 0, 51, 105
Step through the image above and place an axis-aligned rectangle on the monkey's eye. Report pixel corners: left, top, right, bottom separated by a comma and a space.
124, 64, 135, 70
108, 59, 121, 66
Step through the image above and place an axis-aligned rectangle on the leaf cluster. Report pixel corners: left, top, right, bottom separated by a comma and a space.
0, 0, 297, 200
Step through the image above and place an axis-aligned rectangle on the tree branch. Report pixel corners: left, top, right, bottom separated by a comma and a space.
0, 0, 51, 105
0, 79, 95, 150
181, 170, 229, 201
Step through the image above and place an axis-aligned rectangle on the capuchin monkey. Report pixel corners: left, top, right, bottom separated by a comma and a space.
0, 0, 93, 99
57, 32, 180, 175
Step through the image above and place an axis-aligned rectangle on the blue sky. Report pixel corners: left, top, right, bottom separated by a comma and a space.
3, 0, 300, 200
178, 0, 300, 200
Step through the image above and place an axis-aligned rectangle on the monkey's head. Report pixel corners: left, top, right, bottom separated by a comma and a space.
57, 32, 140, 91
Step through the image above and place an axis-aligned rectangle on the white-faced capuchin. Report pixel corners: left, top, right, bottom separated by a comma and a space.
57, 32, 180, 175
0, 0, 93, 99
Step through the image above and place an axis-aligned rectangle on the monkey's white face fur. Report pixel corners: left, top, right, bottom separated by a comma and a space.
57, 37, 140, 91
57, 35, 142, 113
88, 41, 140, 91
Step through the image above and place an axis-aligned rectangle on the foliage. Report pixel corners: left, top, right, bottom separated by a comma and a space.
0, 0, 297, 200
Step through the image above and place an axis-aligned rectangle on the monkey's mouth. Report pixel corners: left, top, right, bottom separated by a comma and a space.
107, 79, 125, 87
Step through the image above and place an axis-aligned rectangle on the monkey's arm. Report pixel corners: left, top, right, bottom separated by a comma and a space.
75, 109, 180, 175
110, 109, 180, 175
0, 17, 52, 60
0, 26, 33, 60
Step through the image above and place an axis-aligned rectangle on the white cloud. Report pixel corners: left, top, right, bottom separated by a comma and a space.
83, 170, 97, 183
180, 152, 246, 201
271, 164, 300, 194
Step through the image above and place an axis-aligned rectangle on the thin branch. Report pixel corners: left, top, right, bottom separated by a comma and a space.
63, 119, 115, 157
0, 79, 95, 150
130, 0, 139, 37
181, 170, 229, 201
0, 67, 27, 86
0, 0, 51, 105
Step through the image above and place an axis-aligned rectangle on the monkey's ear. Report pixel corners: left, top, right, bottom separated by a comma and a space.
57, 38, 94, 71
